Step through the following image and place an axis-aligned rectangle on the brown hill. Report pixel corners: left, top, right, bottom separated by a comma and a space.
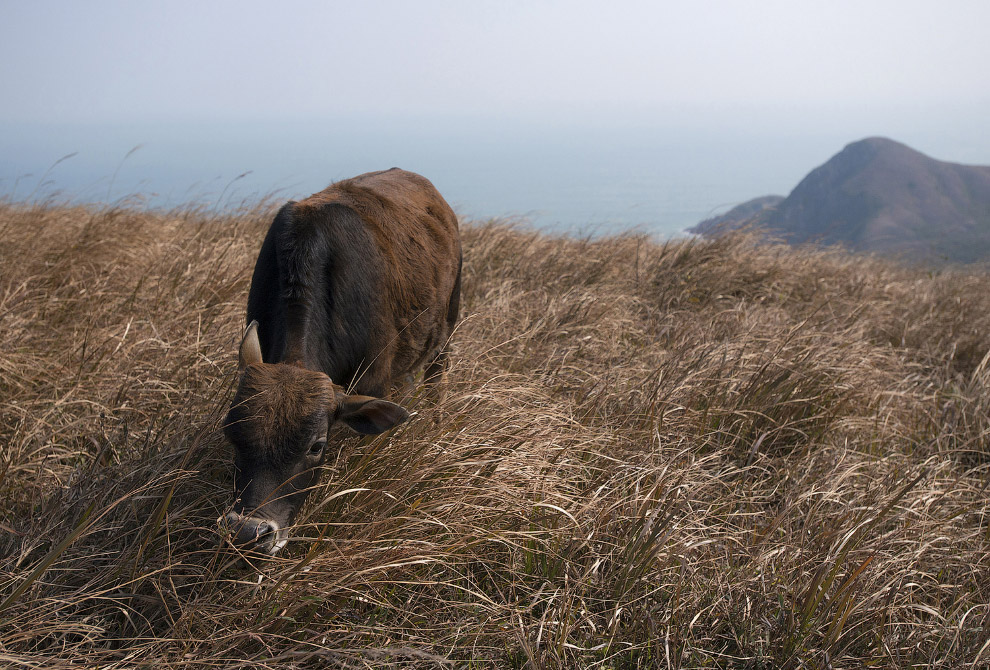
691, 137, 990, 264
690, 195, 784, 236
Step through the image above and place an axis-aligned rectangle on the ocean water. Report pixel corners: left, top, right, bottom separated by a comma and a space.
0, 117, 843, 238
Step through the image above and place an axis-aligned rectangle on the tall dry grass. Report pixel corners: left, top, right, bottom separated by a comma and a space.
1, 199, 990, 668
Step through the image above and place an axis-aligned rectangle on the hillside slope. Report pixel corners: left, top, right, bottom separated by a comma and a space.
2, 201, 990, 667
691, 194, 784, 236
691, 137, 990, 264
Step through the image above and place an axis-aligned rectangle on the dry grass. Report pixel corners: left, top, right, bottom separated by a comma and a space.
2, 199, 990, 668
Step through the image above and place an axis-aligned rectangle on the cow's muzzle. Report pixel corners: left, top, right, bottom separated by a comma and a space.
220, 512, 287, 555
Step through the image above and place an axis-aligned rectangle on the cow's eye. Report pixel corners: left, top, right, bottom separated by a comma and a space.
308, 440, 326, 457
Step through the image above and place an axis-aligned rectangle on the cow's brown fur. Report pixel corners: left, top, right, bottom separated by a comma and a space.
292, 170, 461, 391
225, 364, 333, 459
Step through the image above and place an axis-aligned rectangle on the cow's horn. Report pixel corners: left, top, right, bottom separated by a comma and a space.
238, 320, 263, 369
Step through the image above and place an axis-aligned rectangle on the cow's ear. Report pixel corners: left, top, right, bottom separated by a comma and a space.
238, 320, 263, 370
336, 395, 409, 435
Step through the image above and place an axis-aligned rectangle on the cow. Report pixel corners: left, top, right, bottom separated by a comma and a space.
221, 168, 461, 555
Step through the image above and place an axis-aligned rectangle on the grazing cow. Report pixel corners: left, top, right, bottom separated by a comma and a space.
222, 168, 461, 554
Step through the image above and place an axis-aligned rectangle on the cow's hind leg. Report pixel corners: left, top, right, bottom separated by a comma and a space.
418, 347, 450, 417
424, 253, 460, 388
423, 348, 448, 386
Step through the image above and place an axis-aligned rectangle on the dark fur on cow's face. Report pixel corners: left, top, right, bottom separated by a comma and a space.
222, 323, 408, 555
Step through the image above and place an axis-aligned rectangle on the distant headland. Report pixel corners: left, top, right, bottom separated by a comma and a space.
690, 137, 990, 264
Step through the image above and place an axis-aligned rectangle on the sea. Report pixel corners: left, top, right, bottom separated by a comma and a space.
0, 115, 909, 238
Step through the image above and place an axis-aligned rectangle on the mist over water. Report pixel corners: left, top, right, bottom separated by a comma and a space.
0, 115, 972, 237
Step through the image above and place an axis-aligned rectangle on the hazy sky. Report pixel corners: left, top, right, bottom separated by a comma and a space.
3, 0, 988, 127
2, 1, 989, 228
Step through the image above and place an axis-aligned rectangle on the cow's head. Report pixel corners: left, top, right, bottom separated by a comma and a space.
221, 321, 408, 555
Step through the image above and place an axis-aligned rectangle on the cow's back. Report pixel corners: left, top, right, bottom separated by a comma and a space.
247, 169, 461, 396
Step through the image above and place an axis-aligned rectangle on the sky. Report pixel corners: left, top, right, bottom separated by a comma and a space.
3, 1, 988, 126
1, 1, 989, 228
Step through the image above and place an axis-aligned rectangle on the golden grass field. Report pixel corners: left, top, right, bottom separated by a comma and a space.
2, 200, 990, 668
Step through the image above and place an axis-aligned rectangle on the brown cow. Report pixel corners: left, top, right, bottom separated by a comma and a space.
222, 168, 461, 554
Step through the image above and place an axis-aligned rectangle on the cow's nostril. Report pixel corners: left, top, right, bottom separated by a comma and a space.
256, 521, 275, 541
225, 513, 258, 546
222, 512, 280, 552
